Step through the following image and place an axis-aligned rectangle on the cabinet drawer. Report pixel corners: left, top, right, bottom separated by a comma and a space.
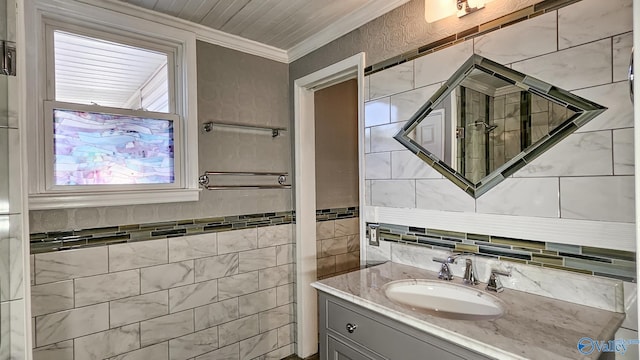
326, 299, 468, 360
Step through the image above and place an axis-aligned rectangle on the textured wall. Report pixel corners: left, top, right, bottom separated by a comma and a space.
314, 79, 359, 210
30, 41, 291, 233
31, 224, 295, 360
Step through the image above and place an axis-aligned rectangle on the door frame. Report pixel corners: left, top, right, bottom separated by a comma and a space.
293, 52, 366, 358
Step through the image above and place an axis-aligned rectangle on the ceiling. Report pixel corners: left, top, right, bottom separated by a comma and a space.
115, 0, 410, 56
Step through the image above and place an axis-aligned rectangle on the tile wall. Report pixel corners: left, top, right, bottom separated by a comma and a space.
30, 224, 295, 360
364, 0, 634, 224
315, 212, 360, 279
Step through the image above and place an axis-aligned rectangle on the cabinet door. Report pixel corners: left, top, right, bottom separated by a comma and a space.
327, 336, 384, 360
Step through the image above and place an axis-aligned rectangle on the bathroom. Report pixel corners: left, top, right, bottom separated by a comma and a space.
0, 0, 638, 359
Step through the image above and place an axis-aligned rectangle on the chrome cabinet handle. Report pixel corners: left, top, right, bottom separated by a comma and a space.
629, 47, 634, 104
346, 323, 357, 333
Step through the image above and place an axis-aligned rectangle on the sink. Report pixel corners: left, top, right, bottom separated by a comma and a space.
382, 279, 504, 320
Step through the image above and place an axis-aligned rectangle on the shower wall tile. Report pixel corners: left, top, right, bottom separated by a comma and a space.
369, 62, 414, 99
32, 340, 73, 360
613, 33, 633, 82
613, 128, 634, 175
369, 122, 406, 152
168, 326, 219, 360
558, 0, 632, 49
474, 11, 557, 65
35, 247, 108, 284
35, 303, 109, 347
365, 128, 371, 153
511, 39, 612, 90
168, 279, 218, 313
391, 150, 442, 179
109, 239, 168, 272
515, 131, 613, 177
218, 314, 259, 347
194, 254, 238, 282
74, 270, 140, 307
416, 179, 475, 213
238, 329, 278, 360
414, 41, 473, 87
0, 129, 8, 215
74, 324, 140, 360
238, 247, 276, 273
108, 343, 168, 360
371, 180, 416, 208
476, 178, 559, 218
194, 298, 238, 332
316, 221, 334, 241
335, 218, 359, 237
389, 84, 440, 123
217, 272, 259, 300
30, 280, 74, 317
217, 228, 257, 255
109, 291, 169, 328
196, 343, 239, 360
574, 82, 633, 132
140, 310, 194, 347
238, 288, 277, 317
257, 224, 291, 248
168, 233, 217, 263
560, 176, 635, 223
364, 76, 370, 101
364, 98, 391, 127
365, 152, 391, 179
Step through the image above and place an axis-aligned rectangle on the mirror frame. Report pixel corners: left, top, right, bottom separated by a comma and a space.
393, 54, 607, 198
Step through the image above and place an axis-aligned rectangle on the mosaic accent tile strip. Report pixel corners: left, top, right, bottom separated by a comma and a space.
316, 207, 359, 222
364, 0, 581, 76
30, 211, 294, 254
372, 223, 637, 282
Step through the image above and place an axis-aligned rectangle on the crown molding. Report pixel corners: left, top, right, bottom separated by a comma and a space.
287, 0, 411, 63
78, 0, 289, 63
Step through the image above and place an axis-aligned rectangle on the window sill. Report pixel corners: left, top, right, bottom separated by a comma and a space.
29, 188, 200, 210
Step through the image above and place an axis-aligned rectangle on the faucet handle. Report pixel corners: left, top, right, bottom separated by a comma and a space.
432, 258, 453, 280
486, 269, 511, 292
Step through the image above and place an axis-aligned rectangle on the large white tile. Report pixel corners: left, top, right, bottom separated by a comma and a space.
195, 343, 239, 360
31, 280, 74, 317
74, 270, 140, 307
475, 12, 557, 64
416, 179, 475, 213
0, 229, 9, 302
370, 122, 405, 153
259, 264, 292, 290
391, 150, 442, 179
238, 288, 276, 317
169, 326, 218, 360
365, 128, 371, 153
218, 314, 259, 347
613, 128, 634, 175
575, 82, 633, 132
108, 343, 168, 360
35, 247, 108, 284
194, 254, 238, 282
35, 303, 109, 347
476, 178, 560, 218
389, 84, 441, 123
512, 39, 612, 90
217, 272, 259, 300
276, 244, 294, 266
369, 62, 414, 99
8, 224, 22, 301
140, 261, 194, 293
169, 279, 218, 313
315, 221, 334, 240
364, 76, 370, 101
140, 310, 194, 347
259, 304, 292, 332
515, 131, 613, 177
613, 32, 633, 82
217, 228, 257, 255
560, 176, 634, 222
415, 41, 473, 87
276, 283, 294, 306
622, 282, 637, 331
238, 329, 278, 359
194, 298, 238, 331
239, 247, 277, 273
9, 298, 24, 358
110, 291, 169, 328
371, 180, 415, 208
257, 224, 291, 248
364, 98, 391, 127
168, 233, 217, 263
558, 0, 632, 49
335, 218, 359, 237
74, 324, 140, 360
365, 152, 391, 179
33, 340, 73, 360
109, 239, 168, 272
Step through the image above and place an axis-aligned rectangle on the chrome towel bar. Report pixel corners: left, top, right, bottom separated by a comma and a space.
198, 171, 290, 190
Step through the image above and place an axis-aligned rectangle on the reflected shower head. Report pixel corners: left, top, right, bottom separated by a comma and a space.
468, 121, 498, 133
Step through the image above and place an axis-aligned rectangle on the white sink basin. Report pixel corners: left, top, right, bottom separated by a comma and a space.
382, 279, 504, 320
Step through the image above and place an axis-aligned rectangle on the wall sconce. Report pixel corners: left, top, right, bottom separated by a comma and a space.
425, 0, 494, 23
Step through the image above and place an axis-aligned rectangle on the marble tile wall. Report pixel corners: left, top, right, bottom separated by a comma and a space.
30, 224, 295, 360
316, 217, 360, 279
364, 0, 634, 225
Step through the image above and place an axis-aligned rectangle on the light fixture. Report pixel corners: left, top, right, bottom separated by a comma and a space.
424, 0, 495, 23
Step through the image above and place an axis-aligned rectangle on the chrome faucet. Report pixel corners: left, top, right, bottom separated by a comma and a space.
486, 269, 511, 292
432, 253, 478, 285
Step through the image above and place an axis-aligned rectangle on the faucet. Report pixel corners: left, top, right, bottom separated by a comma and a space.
486, 269, 511, 292
432, 253, 479, 285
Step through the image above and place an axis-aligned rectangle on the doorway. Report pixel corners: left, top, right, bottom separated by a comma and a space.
293, 53, 366, 358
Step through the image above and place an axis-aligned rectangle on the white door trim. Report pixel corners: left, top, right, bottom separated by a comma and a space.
293, 52, 365, 358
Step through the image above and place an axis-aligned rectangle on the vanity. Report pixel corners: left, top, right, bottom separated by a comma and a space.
312, 262, 625, 360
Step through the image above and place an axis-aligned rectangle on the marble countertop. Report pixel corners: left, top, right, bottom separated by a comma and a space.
312, 262, 625, 360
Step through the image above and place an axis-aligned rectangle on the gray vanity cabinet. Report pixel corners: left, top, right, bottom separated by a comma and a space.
318, 291, 493, 360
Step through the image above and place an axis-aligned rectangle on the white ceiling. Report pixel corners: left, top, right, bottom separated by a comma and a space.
114, 0, 410, 60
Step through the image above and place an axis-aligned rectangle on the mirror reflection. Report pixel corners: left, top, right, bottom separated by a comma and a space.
395, 55, 606, 197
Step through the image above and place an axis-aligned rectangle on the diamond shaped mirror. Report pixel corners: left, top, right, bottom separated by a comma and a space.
393, 54, 607, 198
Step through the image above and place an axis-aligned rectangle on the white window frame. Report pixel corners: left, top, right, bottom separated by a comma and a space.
25, 0, 199, 210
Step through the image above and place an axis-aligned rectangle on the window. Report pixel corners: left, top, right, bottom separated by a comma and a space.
26, 0, 199, 209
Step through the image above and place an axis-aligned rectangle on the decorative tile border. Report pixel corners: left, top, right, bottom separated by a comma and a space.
316, 207, 359, 222
372, 222, 636, 282
364, 0, 581, 76
30, 211, 294, 254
